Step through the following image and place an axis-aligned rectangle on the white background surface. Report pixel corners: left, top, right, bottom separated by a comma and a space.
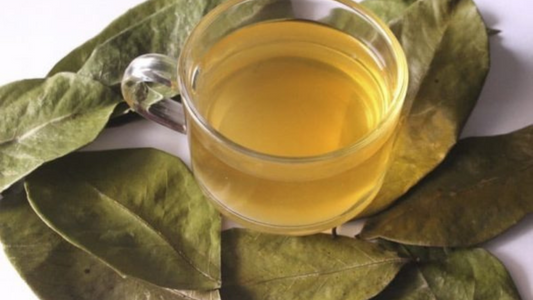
0, 0, 532, 299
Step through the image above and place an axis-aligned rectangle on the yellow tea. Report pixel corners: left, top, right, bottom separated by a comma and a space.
189, 20, 398, 230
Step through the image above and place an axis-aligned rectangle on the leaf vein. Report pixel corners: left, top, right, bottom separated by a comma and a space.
236, 257, 407, 287
0, 113, 76, 146
84, 182, 216, 282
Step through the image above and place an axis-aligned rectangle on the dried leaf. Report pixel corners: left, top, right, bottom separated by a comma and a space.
0, 185, 220, 300
361, 125, 533, 247
48, 0, 176, 75
0, 73, 121, 193
360, 0, 490, 216
77, 0, 225, 87
361, 0, 417, 22
373, 244, 521, 300
25, 149, 221, 290
221, 229, 406, 300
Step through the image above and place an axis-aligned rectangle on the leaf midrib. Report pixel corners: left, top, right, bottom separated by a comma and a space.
82, 181, 217, 282
0, 113, 76, 147
449, 164, 533, 197
232, 257, 408, 287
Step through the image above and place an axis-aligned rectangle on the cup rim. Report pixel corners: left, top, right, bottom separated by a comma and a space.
178, 0, 408, 164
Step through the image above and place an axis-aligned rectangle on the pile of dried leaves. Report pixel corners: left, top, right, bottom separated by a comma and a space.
0, 0, 530, 299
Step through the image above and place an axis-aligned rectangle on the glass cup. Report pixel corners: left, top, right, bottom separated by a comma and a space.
121, 0, 408, 235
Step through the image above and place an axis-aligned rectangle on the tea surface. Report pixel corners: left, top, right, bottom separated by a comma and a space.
198, 20, 387, 157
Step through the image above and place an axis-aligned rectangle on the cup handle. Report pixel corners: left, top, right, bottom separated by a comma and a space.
121, 54, 186, 133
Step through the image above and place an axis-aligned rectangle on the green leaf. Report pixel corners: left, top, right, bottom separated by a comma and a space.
221, 229, 407, 300
77, 0, 225, 87
0, 185, 220, 300
362, 0, 418, 22
0, 73, 121, 193
361, 125, 533, 247
372, 245, 521, 300
25, 149, 221, 290
359, 0, 490, 216
48, 0, 176, 75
